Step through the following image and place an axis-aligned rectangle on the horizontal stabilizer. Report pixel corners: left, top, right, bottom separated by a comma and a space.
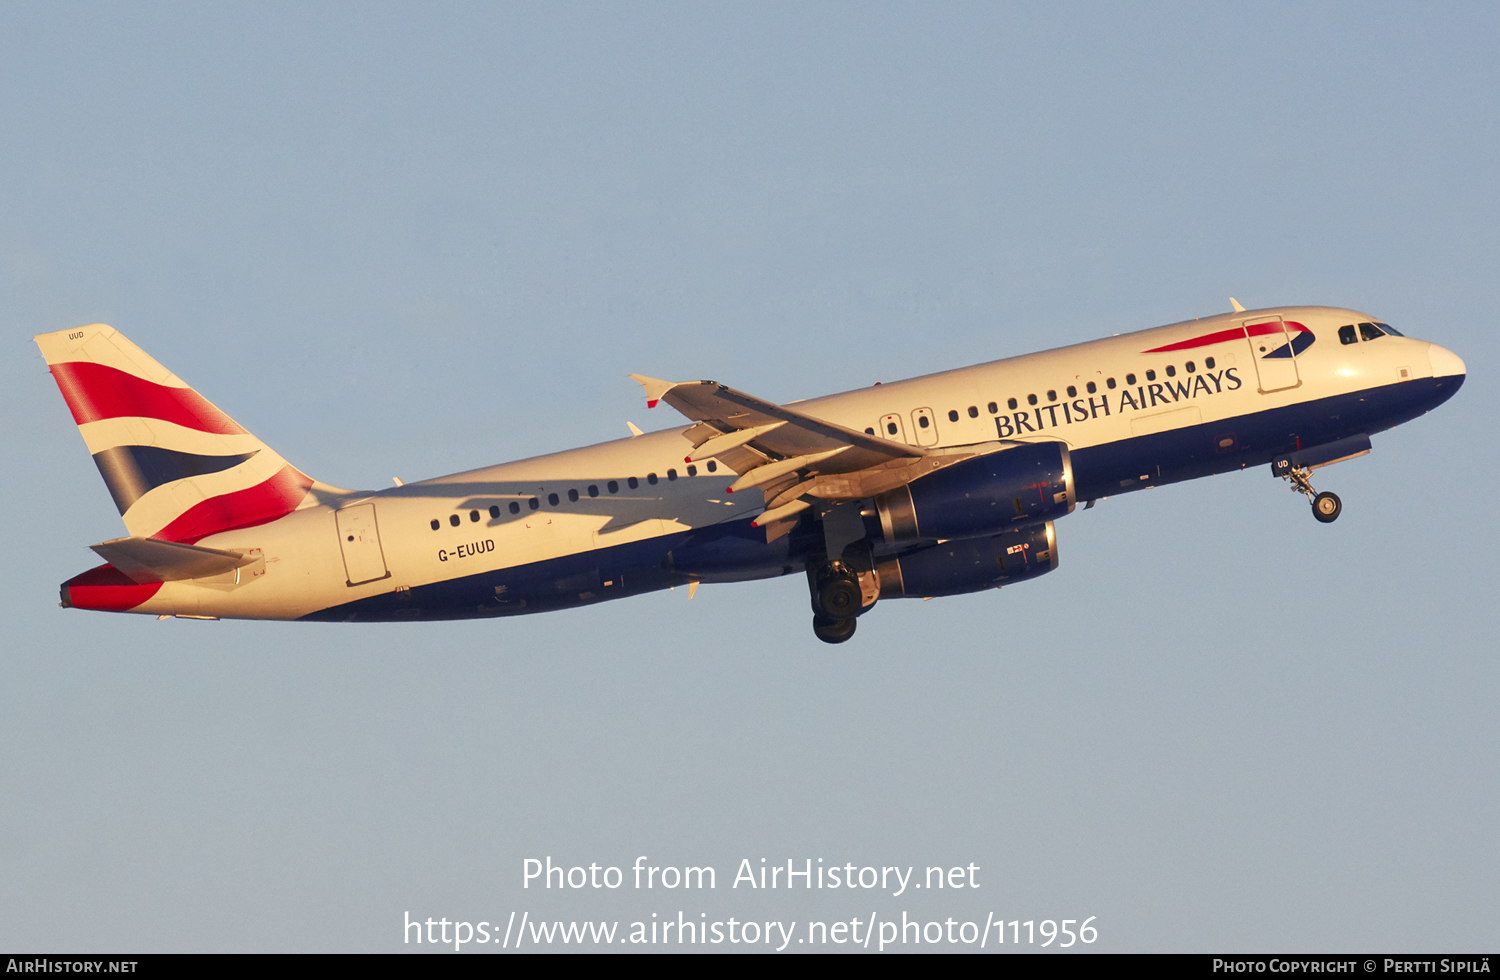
89, 536, 256, 584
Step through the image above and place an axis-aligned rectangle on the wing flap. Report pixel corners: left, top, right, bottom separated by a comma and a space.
635, 377, 923, 472
633, 374, 1002, 540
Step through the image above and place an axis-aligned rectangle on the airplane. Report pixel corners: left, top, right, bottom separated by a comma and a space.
35, 302, 1465, 643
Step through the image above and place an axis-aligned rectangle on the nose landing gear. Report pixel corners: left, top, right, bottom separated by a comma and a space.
1280, 463, 1342, 523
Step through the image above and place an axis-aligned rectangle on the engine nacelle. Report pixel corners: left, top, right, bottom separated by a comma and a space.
875, 522, 1058, 598
875, 441, 1074, 543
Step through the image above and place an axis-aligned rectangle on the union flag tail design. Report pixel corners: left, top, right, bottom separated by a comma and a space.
35, 324, 319, 543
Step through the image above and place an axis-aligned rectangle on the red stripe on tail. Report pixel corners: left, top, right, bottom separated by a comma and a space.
152, 464, 313, 544
49, 361, 247, 435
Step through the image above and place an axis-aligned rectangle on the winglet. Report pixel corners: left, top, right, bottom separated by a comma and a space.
628, 374, 675, 409
626, 421, 644, 437
1230, 297, 1246, 313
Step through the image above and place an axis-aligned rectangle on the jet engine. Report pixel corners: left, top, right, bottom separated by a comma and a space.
875, 522, 1057, 599
874, 441, 1073, 543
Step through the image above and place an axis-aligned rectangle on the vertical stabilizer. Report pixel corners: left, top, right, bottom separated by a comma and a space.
35, 324, 322, 543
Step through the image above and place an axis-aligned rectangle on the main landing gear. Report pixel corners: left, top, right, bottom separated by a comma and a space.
1280, 463, 1342, 523
809, 560, 863, 644
813, 614, 857, 644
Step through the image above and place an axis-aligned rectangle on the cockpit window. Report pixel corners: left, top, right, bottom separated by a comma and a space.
1339, 325, 1358, 345
1358, 322, 1385, 341
1375, 321, 1404, 337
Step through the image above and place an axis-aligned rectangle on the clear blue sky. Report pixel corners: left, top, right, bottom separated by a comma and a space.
2, 1, 1496, 951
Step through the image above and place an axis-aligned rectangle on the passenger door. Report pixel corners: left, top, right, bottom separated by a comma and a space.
336, 503, 390, 586
1243, 316, 1301, 393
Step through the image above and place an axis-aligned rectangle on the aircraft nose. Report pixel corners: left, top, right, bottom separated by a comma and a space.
1428, 343, 1466, 377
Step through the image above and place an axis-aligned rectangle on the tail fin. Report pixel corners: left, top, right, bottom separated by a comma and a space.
35, 324, 320, 544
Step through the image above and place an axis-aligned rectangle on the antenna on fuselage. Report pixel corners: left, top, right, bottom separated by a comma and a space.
1230, 297, 1246, 313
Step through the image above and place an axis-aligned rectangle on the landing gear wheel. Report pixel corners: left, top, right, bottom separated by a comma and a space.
817, 576, 862, 619
813, 614, 856, 644
1278, 463, 1342, 524
1312, 491, 1342, 523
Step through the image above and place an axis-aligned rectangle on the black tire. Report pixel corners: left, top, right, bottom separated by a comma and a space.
813, 614, 857, 644
817, 576, 863, 618
1312, 491, 1342, 523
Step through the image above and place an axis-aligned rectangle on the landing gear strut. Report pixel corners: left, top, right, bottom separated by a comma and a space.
1281, 464, 1342, 523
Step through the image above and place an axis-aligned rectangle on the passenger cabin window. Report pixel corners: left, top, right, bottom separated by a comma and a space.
1204, 357, 1215, 370
628, 477, 639, 489
1086, 382, 1096, 394
567, 489, 578, 502
449, 514, 460, 527
1107, 377, 1117, 389
948, 410, 959, 422
607, 481, 618, 493
528, 497, 539, 510
1007, 398, 1018, 410
686, 465, 697, 476
1047, 390, 1057, 402
1165, 365, 1176, 377
865, 427, 875, 435
548, 493, 560, 506
588, 484, 599, 497
987, 401, 997, 414
886, 421, 898, 435
489, 505, 500, 518
509, 502, 520, 514
430, 519, 440, 531
1145, 370, 1156, 381
1185, 361, 1195, 373
968, 405, 979, 418
1339, 325, 1358, 345
647, 473, 658, 485
1066, 386, 1077, 398
1027, 394, 1038, 406
706, 461, 717, 472
1126, 373, 1136, 385
667, 469, 677, 481
918, 416, 930, 429
1358, 322, 1385, 341
470, 510, 480, 522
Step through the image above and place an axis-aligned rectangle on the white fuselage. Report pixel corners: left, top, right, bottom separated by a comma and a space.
110, 305, 1464, 622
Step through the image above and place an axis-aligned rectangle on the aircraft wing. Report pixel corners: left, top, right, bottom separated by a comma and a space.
632, 375, 974, 539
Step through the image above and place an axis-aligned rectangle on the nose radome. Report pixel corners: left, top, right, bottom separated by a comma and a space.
1428, 343, 1466, 377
